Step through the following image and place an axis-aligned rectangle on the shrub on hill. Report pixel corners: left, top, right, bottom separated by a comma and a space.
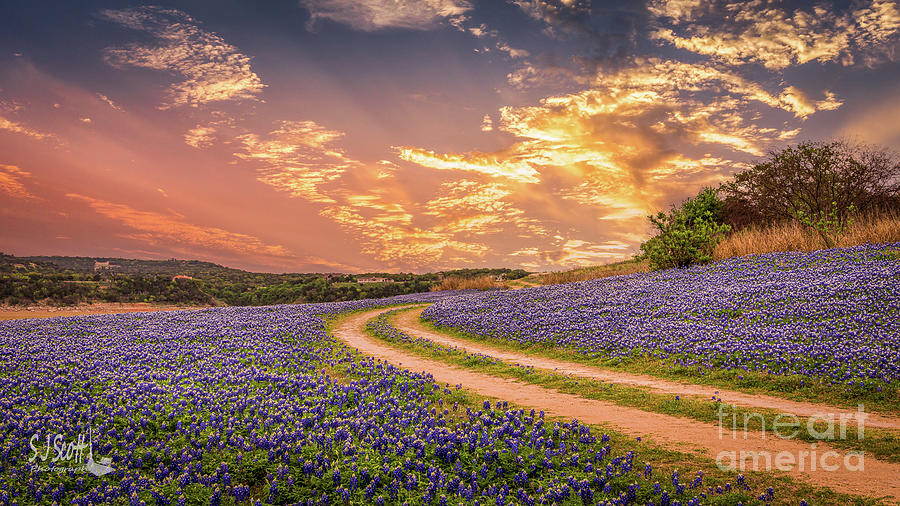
638, 188, 731, 270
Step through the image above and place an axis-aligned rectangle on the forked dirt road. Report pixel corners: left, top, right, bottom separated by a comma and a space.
333, 306, 900, 502
394, 307, 900, 431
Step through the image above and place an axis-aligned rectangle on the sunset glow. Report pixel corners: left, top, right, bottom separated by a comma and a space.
2, 0, 899, 272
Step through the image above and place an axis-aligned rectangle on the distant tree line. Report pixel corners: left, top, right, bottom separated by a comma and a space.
0, 255, 529, 306
639, 139, 900, 270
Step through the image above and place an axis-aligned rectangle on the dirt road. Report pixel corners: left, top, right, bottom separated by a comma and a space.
393, 307, 900, 430
332, 306, 900, 502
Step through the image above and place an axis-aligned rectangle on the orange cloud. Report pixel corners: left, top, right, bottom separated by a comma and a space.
320, 203, 489, 266
0, 164, 39, 200
396, 147, 541, 183
184, 126, 216, 148
398, 57, 822, 251
480, 114, 494, 132
96, 94, 123, 111
0, 115, 52, 140
66, 193, 293, 261
100, 7, 265, 109
236, 120, 356, 203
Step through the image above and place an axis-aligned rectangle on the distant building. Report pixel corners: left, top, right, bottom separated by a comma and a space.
94, 261, 120, 272
357, 276, 391, 284
12, 263, 25, 269
172, 275, 194, 281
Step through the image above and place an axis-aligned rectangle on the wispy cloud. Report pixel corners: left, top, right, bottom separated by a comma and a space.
236, 120, 356, 203
480, 114, 494, 132
96, 93, 123, 111
396, 147, 541, 183
0, 163, 39, 200
100, 6, 265, 109
184, 125, 217, 148
66, 193, 293, 260
0, 115, 52, 140
300, 0, 471, 31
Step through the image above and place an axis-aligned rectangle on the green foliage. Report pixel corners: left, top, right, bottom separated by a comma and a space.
796, 201, 856, 248
638, 188, 731, 270
0, 253, 532, 307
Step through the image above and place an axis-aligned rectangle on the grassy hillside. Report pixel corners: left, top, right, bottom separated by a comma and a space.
0, 254, 528, 307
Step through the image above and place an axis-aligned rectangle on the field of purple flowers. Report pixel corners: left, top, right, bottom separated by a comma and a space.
423, 245, 900, 395
0, 293, 756, 505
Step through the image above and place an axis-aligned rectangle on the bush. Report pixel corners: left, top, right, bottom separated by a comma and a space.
639, 188, 731, 270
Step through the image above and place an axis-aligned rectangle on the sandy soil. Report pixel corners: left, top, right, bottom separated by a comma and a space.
506, 278, 542, 289
0, 303, 206, 321
334, 306, 900, 502
395, 307, 900, 431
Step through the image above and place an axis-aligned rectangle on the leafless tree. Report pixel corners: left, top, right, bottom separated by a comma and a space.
720, 139, 900, 229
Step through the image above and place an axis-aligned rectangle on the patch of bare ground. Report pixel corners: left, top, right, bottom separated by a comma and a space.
0, 302, 207, 320
333, 306, 900, 502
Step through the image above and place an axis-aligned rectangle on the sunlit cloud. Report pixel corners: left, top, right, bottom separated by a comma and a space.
480, 114, 494, 132
96, 93, 123, 111
495, 42, 530, 59
401, 56, 833, 245
424, 180, 523, 234
506, 60, 586, 90
236, 120, 356, 203
855, 0, 900, 45
0, 163, 39, 200
100, 6, 265, 109
321, 174, 538, 267
321, 203, 488, 267
0, 115, 52, 140
396, 147, 541, 183
589, 59, 842, 118
234, 117, 540, 266
300, 0, 471, 31
184, 125, 216, 148
649, 0, 900, 70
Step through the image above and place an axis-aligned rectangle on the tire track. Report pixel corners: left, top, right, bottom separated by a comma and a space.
395, 306, 900, 431
332, 306, 900, 503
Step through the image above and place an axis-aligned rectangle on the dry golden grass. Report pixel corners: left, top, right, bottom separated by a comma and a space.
431, 275, 503, 291
713, 209, 900, 261
538, 259, 649, 285
535, 210, 899, 287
